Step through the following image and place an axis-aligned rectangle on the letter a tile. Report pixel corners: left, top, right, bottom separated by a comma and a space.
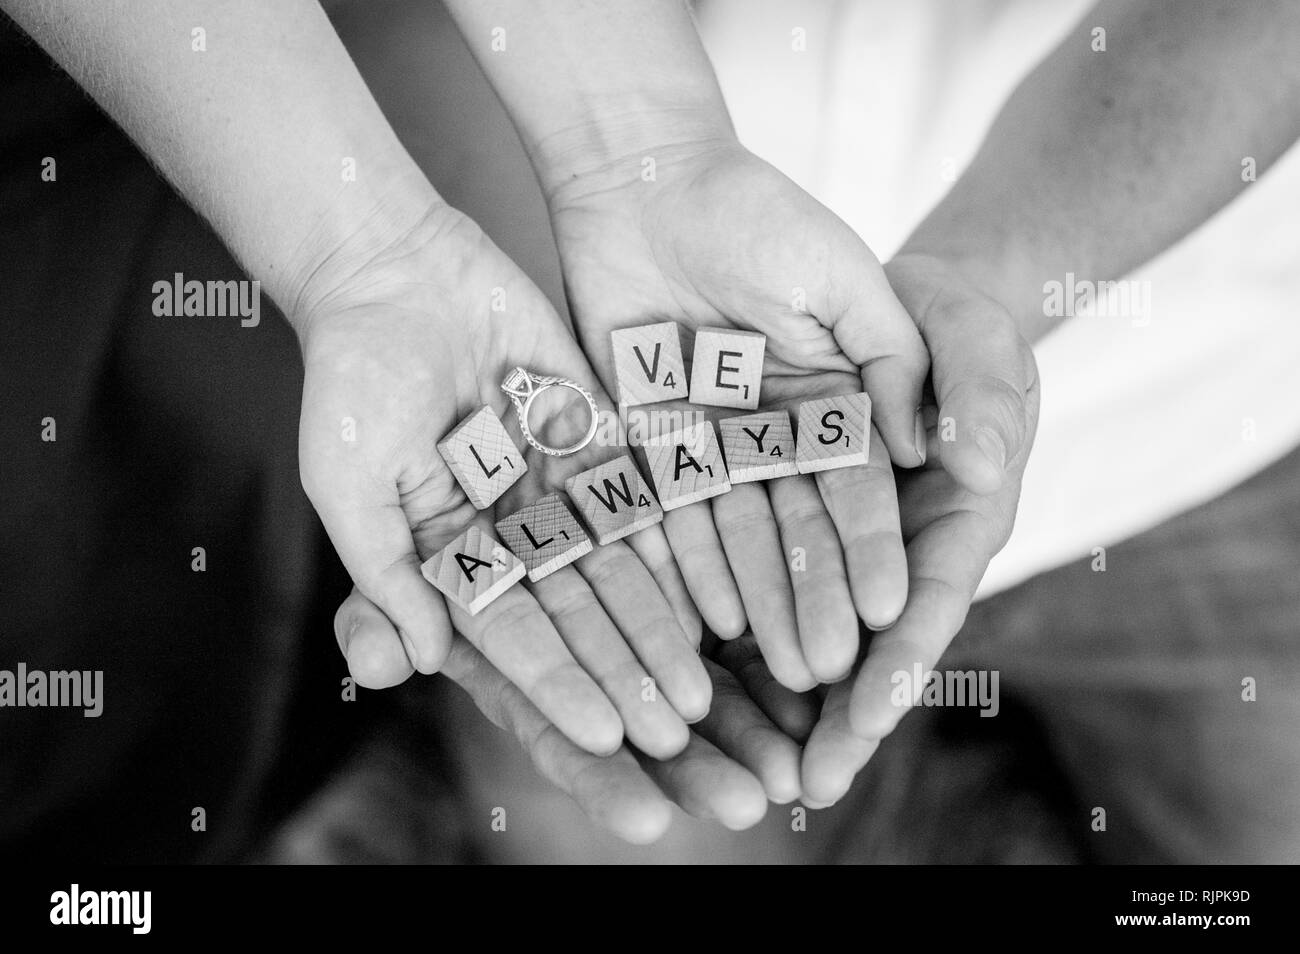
644, 420, 731, 510
421, 525, 526, 616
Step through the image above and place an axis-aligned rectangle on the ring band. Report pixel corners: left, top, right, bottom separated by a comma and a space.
501, 367, 600, 457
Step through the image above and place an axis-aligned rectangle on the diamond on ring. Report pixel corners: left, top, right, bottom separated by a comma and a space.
500, 367, 600, 457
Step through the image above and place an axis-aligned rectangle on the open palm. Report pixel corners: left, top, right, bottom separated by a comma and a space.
298, 204, 709, 759
548, 142, 930, 687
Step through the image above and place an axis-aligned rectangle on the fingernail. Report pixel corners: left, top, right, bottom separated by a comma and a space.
804, 783, 849, 808
913, 408, 927, 465
340, 615, 361, 651
974, 428, 1006, 473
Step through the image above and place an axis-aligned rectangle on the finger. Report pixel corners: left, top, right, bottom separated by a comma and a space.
625, 524, 703, 650
714, 483, 815, 691
911, 286, 1036, 496
848, 509, 992, 740
662, 501, 747, 639
530, 565, 690, 760
311, 490, 455, 675
814, 427, 909, 633
801, 678, 880, 807
441, 638, 673, 845
449, 562, 624, 757
578, 541, 712, 724
823, 245, 929, 468
712, 634, 819, 742
638, 734, 769, 832
767, 474, 855, 685
333, 586, 416, 689
694, 658, 803, 804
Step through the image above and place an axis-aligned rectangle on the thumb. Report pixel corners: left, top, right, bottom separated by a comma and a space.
334, 586, 415, 689
889, 259, 1037, 495
824, 243, 931, 468
306, 468, 455, 675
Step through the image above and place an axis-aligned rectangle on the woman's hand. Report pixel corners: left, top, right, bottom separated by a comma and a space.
548, 140, 930, 688
296, 202, 710, 759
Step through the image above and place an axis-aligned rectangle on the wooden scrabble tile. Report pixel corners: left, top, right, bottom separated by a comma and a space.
796, 392, 871, 474
719, 410, 799, 483
565, 455, 663, 545
611, 322, 689, 406
421, 525, 526, 616
688, 328, 765, 410
436, 405, 527, 510
495, 493, 594, 582
644, 421, 731, 510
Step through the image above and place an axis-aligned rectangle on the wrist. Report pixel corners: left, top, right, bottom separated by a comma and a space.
529, 101, 737, 204
894, 232, 1057, 344
279, 160, 445, 343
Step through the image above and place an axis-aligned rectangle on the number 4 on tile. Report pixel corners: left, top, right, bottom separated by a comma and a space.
610, 322, 689, 406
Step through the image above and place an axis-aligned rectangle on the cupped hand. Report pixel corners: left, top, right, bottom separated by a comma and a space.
800, 251, 1040, 804
336, 586, 810, 844
296, 202, 709, 758
548, 140, 930, 688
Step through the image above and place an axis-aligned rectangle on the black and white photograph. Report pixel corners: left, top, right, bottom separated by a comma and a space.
0, 0, 1295, 903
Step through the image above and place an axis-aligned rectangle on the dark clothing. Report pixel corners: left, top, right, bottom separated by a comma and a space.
0, 23, 335, 862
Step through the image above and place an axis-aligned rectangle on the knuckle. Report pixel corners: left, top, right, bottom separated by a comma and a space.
607, 657, 651, 695
474, 598, 539, 659
548, 588, 603, 631
581, 548, 639, 591
669, 536, 724, 569
356, 553, 419, 604
776, 504, 830, 537
530, 657, 593, 704
629, 612, 688, 649
713, 506, 772, 540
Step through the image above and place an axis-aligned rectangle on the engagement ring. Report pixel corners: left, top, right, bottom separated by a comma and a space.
500, 367, 599, 457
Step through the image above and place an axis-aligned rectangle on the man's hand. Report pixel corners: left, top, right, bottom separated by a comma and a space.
336, 587, 806, 843
299, 202, 710, 760
800, 252, 1040, 804
550, 140, 930, 690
